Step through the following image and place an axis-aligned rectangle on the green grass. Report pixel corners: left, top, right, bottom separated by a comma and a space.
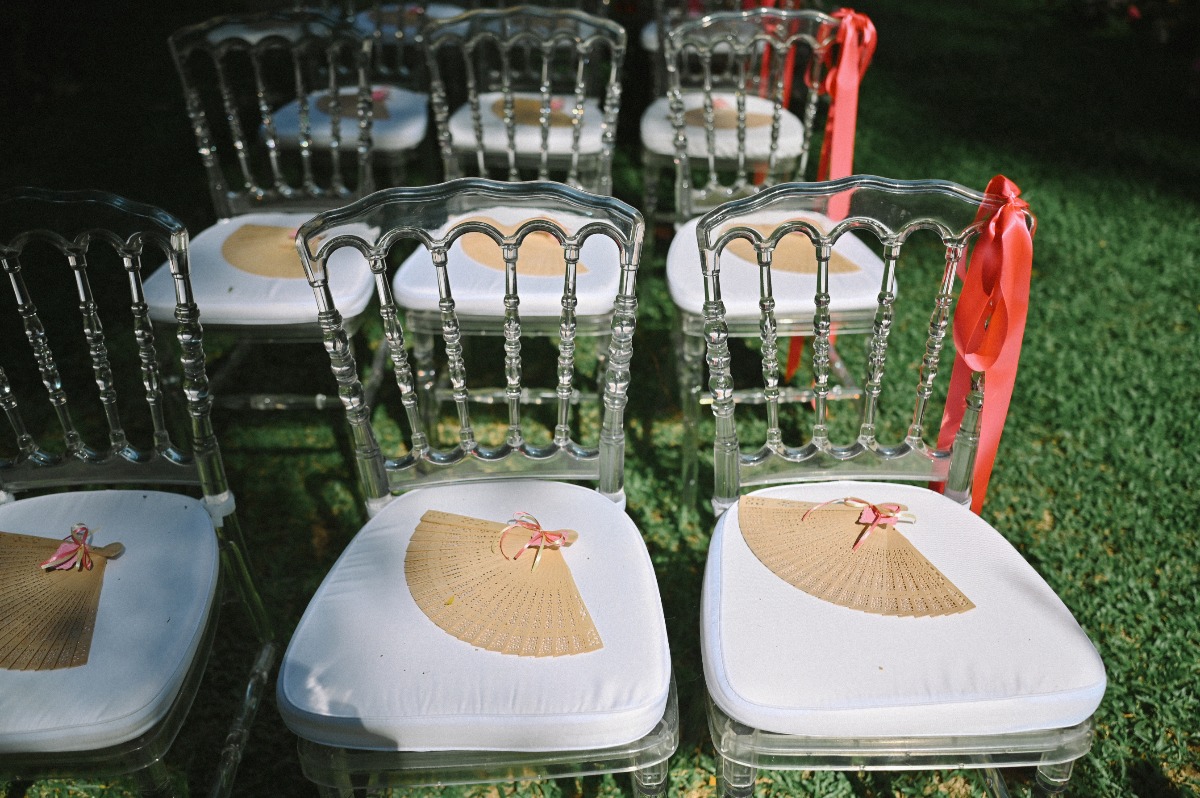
4, 0, 1200, 796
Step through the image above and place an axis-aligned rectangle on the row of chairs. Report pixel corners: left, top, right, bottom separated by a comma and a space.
0, 175, 1105, 797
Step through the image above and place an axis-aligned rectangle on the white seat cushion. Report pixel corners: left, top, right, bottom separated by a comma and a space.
702, 481, 1107, 738
270, 83, 429, 152
352, 3, 464, 35
392, 206, 623, 317
640, 93, 804, 160
448, 92, 606, 157
667, 215, 885, 319
0, 491, 219, 753
278, 479, 672, 752
143, 211, 374, 326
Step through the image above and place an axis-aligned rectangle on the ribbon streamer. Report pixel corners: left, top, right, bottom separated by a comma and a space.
934, 175, 1036, 513
497, 511, 578, 572
801, 497, 915, 551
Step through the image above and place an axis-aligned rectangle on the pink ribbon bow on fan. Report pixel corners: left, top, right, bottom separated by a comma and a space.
801, 497, 915, 551
39, 523, 98, 571
497, 511, 578, 572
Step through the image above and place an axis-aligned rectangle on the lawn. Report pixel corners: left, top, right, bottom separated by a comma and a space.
2, 0, 1198, 796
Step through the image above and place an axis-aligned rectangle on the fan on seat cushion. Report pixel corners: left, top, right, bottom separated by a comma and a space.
0, 526, 124, 671
738, 496, 974, 618
405, 510, 603, 656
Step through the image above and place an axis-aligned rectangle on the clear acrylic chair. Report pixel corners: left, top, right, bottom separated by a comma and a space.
693, 176, 1106, 797
0, 188, 275, 798
655, 8, 878, 505
276, 178, 677, 797
423, 6, 627, 194
142, 10, 384, 411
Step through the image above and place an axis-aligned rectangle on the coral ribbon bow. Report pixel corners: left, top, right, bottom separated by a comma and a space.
802, 497, 915, 551
935, 175, 1036, 513
816, 9, 876, 187
38, 523, 123, 571
497, 512, 578, 572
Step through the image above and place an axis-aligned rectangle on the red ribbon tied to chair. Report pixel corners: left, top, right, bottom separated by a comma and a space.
39, 523, 98, 572
801, 497, 915, 551
935, 175, 1036, 514
497, 511, 578, 572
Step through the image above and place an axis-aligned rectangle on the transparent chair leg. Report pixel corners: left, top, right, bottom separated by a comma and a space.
980, 768, 1012, 798
718, 757, 756, 798
594, 334, 611, 409
411, 331, 438, 434
133, 759, 175, 798
677, 330, 706, 514
1034, 760, 1075, 796
632, 757, 669, 798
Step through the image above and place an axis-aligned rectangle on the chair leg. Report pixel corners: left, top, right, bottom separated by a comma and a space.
632, 758, 670, 798
411, 331, 438, 435
980, 768, 1012, 798
133, 759, 176, 798
717, 757, 756, 798
1034, 760, 1075, 796
677, 329, 706, 514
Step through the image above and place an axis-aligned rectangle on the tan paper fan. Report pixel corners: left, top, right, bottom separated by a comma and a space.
405, 510, 603, 656
0, 527, 124, 670
739, 496, 974, 617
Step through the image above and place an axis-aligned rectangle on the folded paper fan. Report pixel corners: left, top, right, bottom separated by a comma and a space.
0, 526, 124, 670
405, 510, 603, 656
739, 496, 974, 617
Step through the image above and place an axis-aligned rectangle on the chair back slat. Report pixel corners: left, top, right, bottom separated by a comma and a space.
296, 179, 643, 511
0, 188, 230, 498
696, 177, 1033, 514
170, 11, 375, 219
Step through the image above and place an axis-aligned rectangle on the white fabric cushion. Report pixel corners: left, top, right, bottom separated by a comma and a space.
143, 211, 374, 326
702, 481, 1107, 739
270, 84, 429, 152
640, 93, 804, 160
448, 92, 606, 156
0, 491, 219, 753
667, 215, 885, 318
640, 19, 659, 52
392, 206, 623, 317
278, 479, 672, 752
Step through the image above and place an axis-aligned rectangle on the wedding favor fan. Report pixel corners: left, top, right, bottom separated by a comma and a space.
405, 510, 603, 656
739, 496, 974, 617
0, 525, 124, 671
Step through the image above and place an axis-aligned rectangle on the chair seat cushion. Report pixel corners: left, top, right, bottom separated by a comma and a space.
352, 3, 464, 36
271, 83, 429, 152
666, 215, 884, 319
702, 481, 1107, 738
640, 93, 804, 160
0, 491, 219, 753
448, 92, 606, 156
392, 206, 622, 317
143, 211, 374, 326
277, 479, 672, 752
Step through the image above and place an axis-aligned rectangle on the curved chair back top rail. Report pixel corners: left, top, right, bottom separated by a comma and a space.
0, 188, 227, 499
423, 7, 627, 193
169, 10, 376, 219
664, 7, 842, 219
296, 178, 644, 514
695, 176, 1035, 514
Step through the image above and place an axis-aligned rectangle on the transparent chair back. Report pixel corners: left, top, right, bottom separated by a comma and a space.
296, 178, 644, 513
695, 176, 1035, 515
665, 8, 841, 221
423, 7, 627, 193
169, 10, 376, 220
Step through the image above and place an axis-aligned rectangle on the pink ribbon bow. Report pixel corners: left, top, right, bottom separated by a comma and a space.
801, 497, 915, 551
39, 523, 98, 571
497, 511, 578, 572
